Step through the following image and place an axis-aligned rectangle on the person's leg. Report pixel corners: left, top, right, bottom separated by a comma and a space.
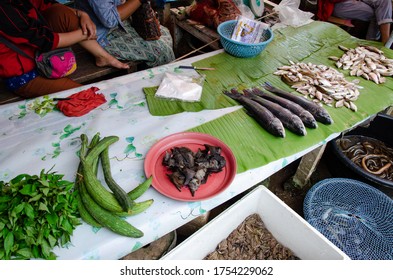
104, 20, 175, 67
15, 76, 81, 98
361, 0, 393, 44
379, 23, 391, 44
81, 39, 130, 69
42, 4, 129, 69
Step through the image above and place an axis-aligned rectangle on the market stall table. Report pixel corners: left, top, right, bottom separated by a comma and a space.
1, 21, 392, 260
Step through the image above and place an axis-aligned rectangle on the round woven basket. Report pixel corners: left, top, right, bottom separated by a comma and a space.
304, 178, 393, 260
217, 20, 274, 58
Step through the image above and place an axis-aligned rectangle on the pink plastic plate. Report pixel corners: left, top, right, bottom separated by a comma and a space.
144, 132, 237, 201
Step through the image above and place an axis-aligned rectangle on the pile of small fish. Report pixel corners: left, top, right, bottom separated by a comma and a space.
274, 60, 361, 111
329, 45, 393, 84
223, 82, 333, 138
162, 145, 226, 196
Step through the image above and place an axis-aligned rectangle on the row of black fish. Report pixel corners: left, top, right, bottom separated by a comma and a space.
223, 82, 333, 138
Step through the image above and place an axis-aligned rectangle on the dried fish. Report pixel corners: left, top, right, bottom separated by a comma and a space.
368, 72, 379, 84
335, 44, 393, 84
335, 99, 344, 108
349, 101, 357, 112
224, 89, 286, 137
273, 60, 361, 111
359, 44, 383, 54
338, 45, 349, 51
328, 56, 340, 61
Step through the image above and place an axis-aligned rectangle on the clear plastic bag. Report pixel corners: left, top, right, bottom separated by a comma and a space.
232, 0, 255, 19
273, 0, 314, 28
155, 72, 205, 102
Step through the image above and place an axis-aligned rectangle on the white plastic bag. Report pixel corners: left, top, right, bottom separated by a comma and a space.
155, 72, 205, 102
273, 0, 314, 28
232, 0, 256, 19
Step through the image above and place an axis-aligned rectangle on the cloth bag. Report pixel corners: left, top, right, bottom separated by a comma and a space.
35, 47, 77, 79
0, 35, 77, 79
131, 1, 161, 41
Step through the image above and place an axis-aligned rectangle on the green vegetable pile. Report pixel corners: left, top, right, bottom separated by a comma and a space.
75, 133, 153, 237
0, 169, 80, 260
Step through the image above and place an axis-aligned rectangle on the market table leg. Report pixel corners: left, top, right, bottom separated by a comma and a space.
288, 144, 327, 189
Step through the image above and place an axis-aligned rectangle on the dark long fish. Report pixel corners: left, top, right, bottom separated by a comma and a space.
250, 87, 318, 129
243, 89, 307, 136
263, 82, 333, 125
224, 89, 285, 138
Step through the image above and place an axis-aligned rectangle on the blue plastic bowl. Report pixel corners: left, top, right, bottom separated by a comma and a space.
217, 20, 274, 58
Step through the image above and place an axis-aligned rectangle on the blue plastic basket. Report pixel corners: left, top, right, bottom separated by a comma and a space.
304, 178, 393, 260
217, 20, 273, 58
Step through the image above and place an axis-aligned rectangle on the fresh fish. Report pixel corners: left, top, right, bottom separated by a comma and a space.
263, 82, 333, 125
224, 89, 285, 137
243, 89, 307, 136
249, 87, 318, 129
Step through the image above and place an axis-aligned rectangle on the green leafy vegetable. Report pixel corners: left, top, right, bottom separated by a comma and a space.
27, 96, 56, 117
0, 169, 80, 260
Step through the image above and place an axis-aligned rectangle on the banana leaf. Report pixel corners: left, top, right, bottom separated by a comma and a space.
144, 21, 393, 116
144, 21, 393, 174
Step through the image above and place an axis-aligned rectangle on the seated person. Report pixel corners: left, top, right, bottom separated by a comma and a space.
74, 0, 175, 68
186, 0, 241, 29
317, 0, 392, 44
0, 0, 129, 98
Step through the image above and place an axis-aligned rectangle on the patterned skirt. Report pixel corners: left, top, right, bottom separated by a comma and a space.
104, 19, 175, 67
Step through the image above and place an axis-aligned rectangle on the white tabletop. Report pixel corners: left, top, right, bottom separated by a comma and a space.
0, 49, 360, 260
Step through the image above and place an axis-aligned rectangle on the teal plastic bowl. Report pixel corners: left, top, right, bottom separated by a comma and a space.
217, 20, 274, 58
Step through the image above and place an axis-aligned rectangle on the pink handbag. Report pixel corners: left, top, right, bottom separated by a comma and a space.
35, 48, 77, 79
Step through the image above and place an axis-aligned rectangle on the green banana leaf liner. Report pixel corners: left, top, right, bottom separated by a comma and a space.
143, 21, 393, 174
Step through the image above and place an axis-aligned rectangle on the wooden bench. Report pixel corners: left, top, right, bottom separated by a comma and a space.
170, 6, 221, 57
0, 46, 141, 105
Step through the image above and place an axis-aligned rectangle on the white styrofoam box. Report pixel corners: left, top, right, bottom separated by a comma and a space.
161, 185, 350, 260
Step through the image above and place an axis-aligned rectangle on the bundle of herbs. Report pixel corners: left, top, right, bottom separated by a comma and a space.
0, 168, 80, 260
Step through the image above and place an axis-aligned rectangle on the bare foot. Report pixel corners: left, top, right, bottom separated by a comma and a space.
95, 55, 130, 69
